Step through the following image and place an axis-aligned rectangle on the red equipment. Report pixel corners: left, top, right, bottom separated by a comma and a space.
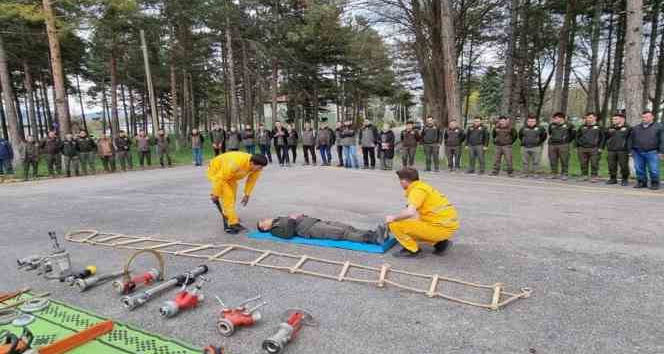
159, 276, 207, 318
112, 269, 160, 295
261, 309, 315, 354
215, 295, 267, 337
202, 346, 223, 354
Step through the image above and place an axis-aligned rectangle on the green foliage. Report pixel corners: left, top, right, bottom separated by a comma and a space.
478, 67, 503, 118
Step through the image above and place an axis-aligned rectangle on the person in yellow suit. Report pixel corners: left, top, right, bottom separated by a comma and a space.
386, 168, 459, 258
207, 152, 268, 234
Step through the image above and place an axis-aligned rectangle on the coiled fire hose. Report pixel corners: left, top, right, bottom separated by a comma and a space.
112, 249, 165, 295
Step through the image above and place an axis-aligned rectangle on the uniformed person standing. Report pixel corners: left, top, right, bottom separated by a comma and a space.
61, 133, 80, 177
575, 112, 605, 182
286, 122, 299, 165
135, 130, 152, 168
605, 113, 631, 186
115, 130, 133, 171
156, 129, 173, 167
257, 123, 273, 163
22, 136, 40, 181
518, 115, 548, 177
316, 118, 335, 166
443, 120, 465, 172
491, 116, 517, 177
359, 120, 379, 169
226, 126, 242, 152
242, 124, 256, 154
379, 123, 396, 170
386, 168, 459, 258
400, 121, 419, 169
77, 130, 97, 175
211, 123, 226, 156
41, 130, 63, 177
97, 133, 115, 173
547, 112, 575, 180
272, 121, 289, 166
420, 116, 443, 172
465, 117, 489, 174
301, 121, 317, 166
207, 152, 268, 234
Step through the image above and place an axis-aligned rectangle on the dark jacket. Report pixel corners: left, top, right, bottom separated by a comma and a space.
135, 136, 152, 152
444, 128, 465, 147
421, 125, 443, 145
339, 127, 356, 146
492, 126, 518, 146
156, 135, 171, 152
548, 122, 576, 145
359, 125, 380, 147
226, 131, 242, 150
628, 122, 664, 152
211, 129, 226, 146
302, 129, 316, 146
23, 141, 39, 162
191, 133, 204, 149
605, 124, 631, 152
0, 138, 14, 160
77, 136, 97, 153
400, 129, 419, 148
335, 127, 344, 146
316, 127, 335, 146
257, 129, 272, 146
41, 137, 62, 155
242, 129, 255, 146
270, 216, 320, 239
61, 139, 79, 157
273, 127, 288, 146
379, 130, 396, 159
115, 136, 132, 152
575, 124, 605, 149
519, 126, 548, 148
287, 129, 299, 146
465, 125, 489, 147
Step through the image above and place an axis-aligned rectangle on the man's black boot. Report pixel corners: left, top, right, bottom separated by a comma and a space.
634, 180, 648, 188
433, 240, 452, 255
650, 181, 660, 190
392, 247, 423, 258
605, 178, 617, 185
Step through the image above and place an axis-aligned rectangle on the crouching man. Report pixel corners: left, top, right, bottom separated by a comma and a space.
386, 168, 459, 258
257, 214, 387, 245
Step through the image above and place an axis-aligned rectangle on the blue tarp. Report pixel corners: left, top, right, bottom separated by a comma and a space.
247, 231, 398, 254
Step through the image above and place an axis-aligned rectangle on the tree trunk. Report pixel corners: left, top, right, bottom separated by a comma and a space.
551, 0, 574, 113
624, 0, 644, 125
182, 69, 189, 136
502, 0, 518, 116
611, 0, 627, 114
0, 91, 6, 140
225, 17, 239, 126
140, 29, 159, 135
75, 74, 87, 132
100, 82, 108, 134
653, 23, 664, 117
110, 54, 120, 138
601, 10, 615, 124
14, 89, 25, 139
121, 84, 130, 135
128, 85, 137, 135
271, 59, 278, 124
170, 63, 179, 136
441, 0, 461, 126
242, 40, 253, 126
586, 0, 602, 114
22, 61, 38, 138
0, 35, 22, 150
644, 0, 662, 109
561, 20, 576, 114
34, 90, 45, 138
42, 0, 71, 135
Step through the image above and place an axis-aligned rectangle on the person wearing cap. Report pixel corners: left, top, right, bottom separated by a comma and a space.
443, 120, 465, 172
491, 116, 517, 177
575, 112, 605, 183
547, 112, 575, 180
359, 120, 379, 169
421, 115, 443, 172
465, 116, 489, 174
400, 121, 419, 168
207, 151, 269, 234
385, 168, 459, 258
605, 113, 631, 186
316, 118, 335, 166
629, 110, 664, 190
302, 121, 317, 166
518, 115, 547, 177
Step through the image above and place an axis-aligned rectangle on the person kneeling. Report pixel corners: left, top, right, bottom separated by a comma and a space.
257, 214, 387, 245
386, 168, 459, 258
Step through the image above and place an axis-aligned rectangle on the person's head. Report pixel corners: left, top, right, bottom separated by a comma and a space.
448, 120, 458, 129
612, 113, 626, 126
344, 119, 352, 127
426, 116, 434, 125
336, 121, 342, 128
305, 121, 311, 129
79, 130, 87, 138
27, 135, 35, 143
48, 130, 56, 138
192, 128, 199, 135
552, 112, 566, 124
65, 133, 73, 140
138, 130, 145, 137
249, 154, 269, 171
526, 115, 537, 127
396, 168, 419, 190
158, 129, 165, 136
473, 116, 482, 126
258, 123, 264, 130
642, 110, 655, 124
275, 121, 282, 128
364, 120, 371, 127
119, 130, 127, 137
584, 112, 597, 125
257, 218, 274, 232
498, 116, 509, 127
382, 122, 391, 131
406, 121, 414, 130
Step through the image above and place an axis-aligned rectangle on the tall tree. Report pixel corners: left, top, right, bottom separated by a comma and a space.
623, 0, 644, 124
42, 0, 71, 135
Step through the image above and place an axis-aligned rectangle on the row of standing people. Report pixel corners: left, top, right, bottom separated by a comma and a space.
8, 129, 176, 181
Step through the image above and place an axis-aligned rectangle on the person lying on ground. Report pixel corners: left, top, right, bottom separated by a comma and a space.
257, 214, 388, 245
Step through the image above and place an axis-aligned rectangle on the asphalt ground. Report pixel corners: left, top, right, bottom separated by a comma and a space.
1, 164, 663, 354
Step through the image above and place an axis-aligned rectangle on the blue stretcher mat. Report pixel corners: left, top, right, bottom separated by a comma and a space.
247, 231, 398, 254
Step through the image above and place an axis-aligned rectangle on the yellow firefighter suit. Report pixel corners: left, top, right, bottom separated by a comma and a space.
207, 151, 262, 225
388, 180, 459, 252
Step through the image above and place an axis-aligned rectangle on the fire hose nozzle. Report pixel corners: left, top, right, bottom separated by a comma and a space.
112, 268, 161, 295
65, 266, 97, 285
262, 309, 315, 354
217, 311, 262, 337
122, 265, 208, 311
121, 294, 146, 310
75, 270, 125, 292
159, 300, 179, 318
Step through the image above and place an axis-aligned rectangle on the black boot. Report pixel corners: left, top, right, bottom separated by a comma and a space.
392, 247, 423, 258
634, 180, 648, 189
433, 240, 452, 255
605, 178, 617, 185
650, 181, 660, 190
